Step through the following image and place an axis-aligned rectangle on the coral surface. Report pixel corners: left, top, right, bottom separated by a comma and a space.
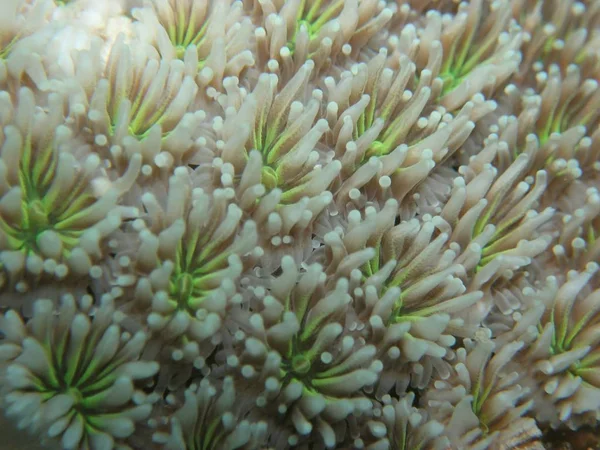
0, 0, 599, 449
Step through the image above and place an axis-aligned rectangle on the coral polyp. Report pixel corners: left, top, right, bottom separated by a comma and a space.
112, 168, 258, 350
0, 295, 158, 449
0, 0, 599, 449
133, 0, 255, 88
0, 87, 140, 295
154, 377, 268, 450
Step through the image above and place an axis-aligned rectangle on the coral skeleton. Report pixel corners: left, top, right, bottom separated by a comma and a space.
0, 0, 599, 449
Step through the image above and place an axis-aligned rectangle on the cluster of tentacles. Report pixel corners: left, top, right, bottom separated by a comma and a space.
0, 0, 599, 449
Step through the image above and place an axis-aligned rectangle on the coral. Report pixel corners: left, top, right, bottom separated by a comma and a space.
85, 35, 207, 170
359, 392, 450, 450
392, 0, 523, 111
514, 0, 600, 81
0, 294, 158, 449
422, 336, 542, 450
0, 87, 140, 302
0, 0, 54, 89
0, 0, 599, 449
250, 0, 394, 79
215, 59, 339, 204
497, 263, 600, 428
153, 376, 268, 450
232, 257, 380, 448
132, 0, 255, 90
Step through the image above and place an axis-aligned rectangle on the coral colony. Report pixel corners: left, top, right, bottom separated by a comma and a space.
1, 0, 600, 449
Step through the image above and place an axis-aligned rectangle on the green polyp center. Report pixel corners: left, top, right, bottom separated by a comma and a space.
287, 1, 344, 54
549, 328, 598, 382
175, 45, 186, 59
65, 386, 84, 406
291, 353, 312, 375
164, 12, 208, 60
172, 272, 195, 311
173, 44, 206, 67
366, 140, 388, 159
14, 199, 53, 252
298, 19, 313, 36
260, 165, 279, 190
439, 31, 483, 96
440, 71, 460, 94
127, 121, 151, 141
27, 199, 50, 228
440, 55, 475, 94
